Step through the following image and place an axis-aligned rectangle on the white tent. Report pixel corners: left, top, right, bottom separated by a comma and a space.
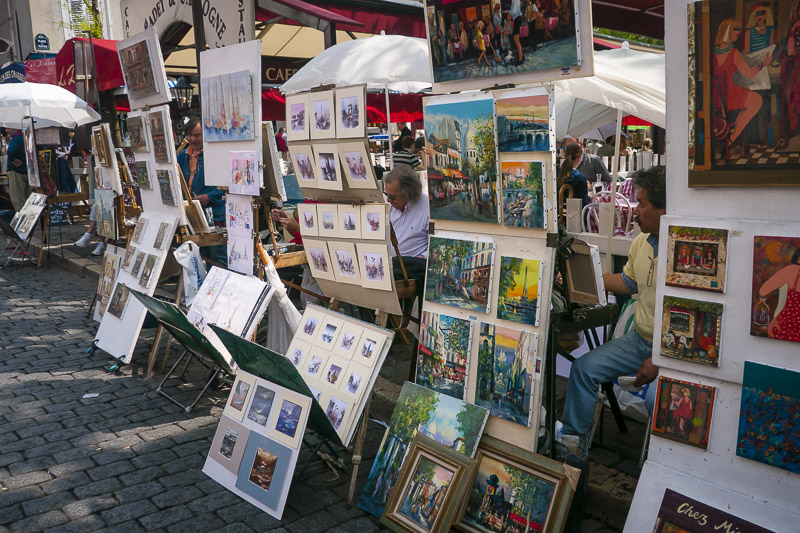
0, 82, 101, 128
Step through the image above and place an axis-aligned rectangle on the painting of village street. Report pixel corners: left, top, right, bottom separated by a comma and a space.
497, 94, 550, 152
425, 236, 496, 313
474, 323, 537, 427
416, 311, 473, 400
497, 257, 542, 326
359, 383, 489, 518
423, 98, 499, 223
500, 162, 545, 229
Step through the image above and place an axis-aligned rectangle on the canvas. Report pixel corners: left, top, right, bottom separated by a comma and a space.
327, 241, 362, 286
337, 142, 377, 189
424, 97, 498, 223
750, 235, 800, 343
496, 256, 542, 326
228, 151, 260, 195
303, 238, 336, 282
127, 114, 149, 152
416, 310, 472, 400
223, 373, 257, 422
500, 161, 545, 229
665, 226, 728, 292
496, 94, 550, 152
297, 204, 318, 237
119, 39, 158, 98
652, 488, 775, 533
285, 94, 309, 141
357, 243, 394, 291
234, 432, 293, 511
148, 110, 170, 164
426, 235, 496, 313
688, 0, 800, 187
106, 283, 130, 319
157, 170, 176, 207
338, 204, 362, 239
288, 145, 318, 187
201, 70, 255, 142
138, 254, 159, 289
153, 221, 170, 250
134, 161, 152, 189
652, 377, 716, 449
361, 204, 389, 240
359, 382, 489, 518
335, 85, 366, 138
310, 91, 336, 140
226, 194, 254, 238
661, 296, 723, 367
208, 415, 250, 475
313, 145, 343, 191
736, 361, 800, 474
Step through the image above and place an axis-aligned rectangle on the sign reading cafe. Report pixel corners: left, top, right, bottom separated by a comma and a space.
121, 0, 254, 49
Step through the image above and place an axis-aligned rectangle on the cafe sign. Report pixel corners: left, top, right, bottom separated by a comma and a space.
261, 58, 309, 85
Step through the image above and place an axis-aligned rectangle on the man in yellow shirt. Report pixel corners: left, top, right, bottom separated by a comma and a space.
561, 166, 666, 448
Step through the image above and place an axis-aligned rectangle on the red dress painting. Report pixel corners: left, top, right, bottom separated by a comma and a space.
769, 269, 800, 342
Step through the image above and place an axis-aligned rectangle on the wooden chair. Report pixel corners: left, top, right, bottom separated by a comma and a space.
557, 183, 574, 228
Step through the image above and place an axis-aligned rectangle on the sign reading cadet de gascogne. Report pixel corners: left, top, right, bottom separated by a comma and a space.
121, 0, 254, 49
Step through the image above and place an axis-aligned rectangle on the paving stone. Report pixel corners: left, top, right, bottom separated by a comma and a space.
20, 491, 76, 516
118, 465, 166, 487
161, 454, 204, 474
0, 504, 24, 526
74, 477, 123, 499
217, 524, 255, 533
62, 495, 118, 520
187, 490, 242, 515
95, 520, 146, 533
326, 517, 380, 533
167, 512, 226, 533
3, 470, 52, 489
42, 514, 106, 533
287, 488, 339, 515
130, 448, 178, 469
160, 469, 208, 489
151, 486, 204, 509
284, 510, 340, 533
99, 499, 158, 526
0, 452, 23, 469
8, 456, 56, 476
91, 448, 137, 466
46, 458, 96, 477
139, 505, 195, 530
8, 510, 68, 533
86, 460, 136, 481
40, 471, 91, 494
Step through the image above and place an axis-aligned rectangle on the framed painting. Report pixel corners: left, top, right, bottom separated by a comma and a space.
127, 112, 149, 152
496, 256, 542, 326
121, 246, 136, 271
361, 203, 389, 240
297, 203, 318, 237
653, 488, 774, 533
337, 142, 376, 189
244, 383, 278, 428
321, 356, 350, 389
665, 226, 728, 293
353, 330, 387, 368
138, 254, 159, 289
228, 150, 260, 196
454, 436, 574, 533
357, 242, 393, 291
130, 251, 146, 278
134, 161, 152, 189
332, 324, 364, 359
106, 282, 130, 319
322, 392, 350, 435
147, 109, 171, 164
208, 416, 250, 475
426, 235, 496, 313
94, 189, 118, 240
751, 235, 800, 343
496, 92, 550, 152
234, 432, 293, 511
339, 362, 370, 397
305, 348, 330, 380
416, 310, 472, 400
152, 221, 170, 250
500, 161, 546, 229
131, 217, 148, 244
303, 238, 336, 282
285, 338, 312, 370
156, 170, 176, 207
288, 144, 318, 187
223, 373, 257, 422
316, 203, 339, 238
313, 145, 343, 191
91, 124, 111, 168
652, 377, 716, 449
295, 307, 327, 343
267, 390, 311, 450
314, 315, 345, 350
335, 85, 367, 139
338, 204, 362, 240
423, 96, 498, 224
285, 93, 309, 142
327, 240, 362, 286
688, 0, 800, 187
200, 70, 255, 142
116, 28, 169, 108
381, 435, 476, 533
309, 90, 336, 140
660, 296, 723, 367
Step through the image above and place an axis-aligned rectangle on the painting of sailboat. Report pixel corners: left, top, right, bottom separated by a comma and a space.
201, 70, 255, 142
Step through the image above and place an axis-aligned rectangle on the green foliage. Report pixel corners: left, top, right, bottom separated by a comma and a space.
473, 111, 497, 179
440, 315, 472, 359
428, 237, 473, 292
527, 163, 543, 191
60, 0, 104, 38
593, 27, 663, 47
670, 225, 727, 243
456, 404, 487, 454
413, 457, 437, 484
498, 257, 523, 299
391, 385, 439, 442
504, 465, 551, 531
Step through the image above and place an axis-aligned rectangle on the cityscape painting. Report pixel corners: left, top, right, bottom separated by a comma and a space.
496, 256, 542, 326
500, 161, 545, 229
416, 310, 473, 400
425, 235, 496, 313
496, 94, 550, 152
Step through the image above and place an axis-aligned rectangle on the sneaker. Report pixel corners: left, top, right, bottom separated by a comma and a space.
75, 233, 93, 247
91, 242, 107, 256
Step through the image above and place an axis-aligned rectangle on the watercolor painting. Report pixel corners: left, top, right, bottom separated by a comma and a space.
325, 396, 348, 430
275, 399, 302, 439
228, 151, 259, 195
652, 377, 715, 449
286, 94, 308, 141
416, 310, 472, 400
661, 296, 723, 367
496, 94, 550, 152
751, 235, 800, 343
496, 256, 541, 326
426, 236, 496, 313
665, 226, 728, 293
246, 385, 276, 427
201, 70, 254, 142
500, 161, 545, 229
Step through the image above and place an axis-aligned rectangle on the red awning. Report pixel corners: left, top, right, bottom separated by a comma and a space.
623, 115, 653, 126
55, 37, 123, 93
261, 88, 423, 123
256, 0, 364, 28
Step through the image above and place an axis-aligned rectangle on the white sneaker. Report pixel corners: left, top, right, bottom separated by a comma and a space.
75, 233, 93, 247
91, 242, 107, 256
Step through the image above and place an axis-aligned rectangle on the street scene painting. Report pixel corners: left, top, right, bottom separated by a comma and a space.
201, 70, 255, 142
474, 322, 537, 427
736, 361, 800, 474
423, 97, 498, 223
496, 256, 542, 326
425, 236, 496, 313
119, 40, 158, 98
665, 226, 728, 293
424, 0, 581, 87
661, 296, 723, 367
652, 377, 716, 449
496, 94, 550, 152
394, 455, 456, 531
500, 161, 545, 229
359, 382, 489, 518
416, 311, 473, 400
751, 235, 800, 343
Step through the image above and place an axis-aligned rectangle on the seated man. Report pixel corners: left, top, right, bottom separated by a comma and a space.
560, 166, 666, 452
576, 151, 612, 184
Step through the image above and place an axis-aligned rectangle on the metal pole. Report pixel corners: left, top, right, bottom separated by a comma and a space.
605, 108, 623, 274
385, 84, 393, 170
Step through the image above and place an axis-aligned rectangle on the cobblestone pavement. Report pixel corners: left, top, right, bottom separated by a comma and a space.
0, 264, 392, 533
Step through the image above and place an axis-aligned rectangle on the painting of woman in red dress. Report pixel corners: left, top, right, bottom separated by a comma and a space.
670, 387, 694, 438
757, 245, 800, 343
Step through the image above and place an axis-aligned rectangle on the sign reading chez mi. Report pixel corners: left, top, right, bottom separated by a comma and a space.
121, 0, 254, 49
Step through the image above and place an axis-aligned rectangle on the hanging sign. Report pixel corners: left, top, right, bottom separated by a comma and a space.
0, 63, 25, 84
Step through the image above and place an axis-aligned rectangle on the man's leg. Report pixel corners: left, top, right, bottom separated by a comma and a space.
8, 171, 28, 211
561, 330, 652, 437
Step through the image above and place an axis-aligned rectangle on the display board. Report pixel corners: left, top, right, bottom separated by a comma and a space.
115, 27, 172, 110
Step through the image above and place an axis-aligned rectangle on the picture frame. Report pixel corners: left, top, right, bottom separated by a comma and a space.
652, 376, 716, 450
288, 144, 318, 187
116, 27, 170, 109
653, 489, 774, 533
134, 160, 152, 189
660, 296, 723, 367
152, 221, 171, 250
156, 169, 176, 207
361, 203, 389, 241
314, 315, 345, 350
313, 145, 343, 191
234, 432, 293, 511
106, 282, 130, 319
228, 150, 260, 196
138, 254, 159, 289
335, 85, 367, 139
297, 203, 318, 237
563, 238, 606, 306
244, 382, 279, 428
131, 217, 149, 244
750, 235, 800, 343
121, 246, 137, 271
321, 356, 350, 390
267, 390, 311, 450
223, 373, 257, 422
130, 250, 146, 277
127, 111, 150, 152
295, 307, 327, 343
309, 90, 336, 140
303, 238, 336, 282
208, 415, 250, 474
331, 323, 364, 359
665, 226, 728, 293
327, 240, 362, 286
337, 204, 362, 239
353, 329, 387, 369
496, 91, 551, 153
201, 70, 255, 142
357, 242, 393, 292
339, 362, 370, 397
337, 142, 377, 189
316, 203, 340, 238
285, 338, 312, 370
426, 235, 496, 313
20, 118, 40, 187
285, 93, 309, 142
304, 347, 329, 379
453, 436, 575, 533
147, 108, 171, 164
91, 124, 111, 167
381, 435, 476, 533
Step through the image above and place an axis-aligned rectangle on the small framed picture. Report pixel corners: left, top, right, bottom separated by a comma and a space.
138, 254, 159, 289
314, 315, 345, 349
321, 392, 350, 434
288, 144, 318, 187
327, 241, 361, 286
147, 108, 171, 164
313, 145, 343, 191
309, 90, 336, 140
106, 282, 130, 319
297, 203, 318, 237
152, 221, 171, 250
332, 324, 364, 359
665, 226, 728, 293
244, 382, 278, 429
337, 142, 377, 189
234, 432, 293, 511
208, 415, 250, 474
321, 356, 349, 388
121, 246, 137, 271
127, 112, 150, 152
295, 307, 327, 343
303, 238, 336, 282
304, 347, 329, 379
335, 85, 366, 139
357, 242, 393, 291
223, 373, 257, 422
660, 296, 723, 367
268, 390, 311, 450
339, 362, 369, 397
338, 204, 361, 239
361, 204, 389, 241
354, 330, 386, 368
132, 217, 149, 244
316, 203, 339, 238
130, 251, 146, 277
285, 338, 312, 370
285, 94, 309, 141
228, 150, 260, 196
652, 376, 716, 450
133, 161, 152, 189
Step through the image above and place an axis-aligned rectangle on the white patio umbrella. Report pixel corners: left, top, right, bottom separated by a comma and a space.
0, 81, 101, 129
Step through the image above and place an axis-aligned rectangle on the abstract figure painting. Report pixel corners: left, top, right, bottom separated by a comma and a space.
737, 361, 799, 474
500, 161, 545, 229
751, 235, 800, 343
661, 296, 723, 367
496, 93, 550, 152
416, 311, 473, 400
665, 226, 728, 292
496, 256, 542, 326
426, 235, 496, 313
201, 70, 255, 142
652, 377, 716, 449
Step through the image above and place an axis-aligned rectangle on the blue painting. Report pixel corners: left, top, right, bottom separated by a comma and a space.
201, 70, 255, 142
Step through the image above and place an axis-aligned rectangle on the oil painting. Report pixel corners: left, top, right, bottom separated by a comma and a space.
653, 489, 774, 533
106, 283, 130, 319
127, 114, 149, 152
425, 235, 496, 313
500, 161, 545, 229
496, 256, 542, 325
751, 235, 800, 343
660, 296, 724, 367
496, 93, 550, 152
147, 110, 170, 164
157, 170, 176, 207
235, 433, 292, 510
134, 161, 152, 189
652, 377, 716, 449
665, 226, 728, 292
119, 39, 158, 98
416, 311, 473, 400
201, 70, 255, 142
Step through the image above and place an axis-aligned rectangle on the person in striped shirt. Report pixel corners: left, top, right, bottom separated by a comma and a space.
391, 136, 421, 169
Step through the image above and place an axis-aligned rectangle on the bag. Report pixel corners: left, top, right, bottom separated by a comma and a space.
545, 16, 558, 31
520, 22, 529, 38
483, 34, 491, 48
173, 242, 207, 306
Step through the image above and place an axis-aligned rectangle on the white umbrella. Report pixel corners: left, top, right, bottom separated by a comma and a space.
0, 81, 101, 128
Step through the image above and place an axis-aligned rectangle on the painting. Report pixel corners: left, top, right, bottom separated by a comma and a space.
138, 254, 159, 289
285, 339, 311, 370
333, 325, 364, 359
306, 349, 328, 378
313, 145, 343, 191
496, 93, 550, 152
106, 283, 130, 319
357, 243, 393, 291
736, 361, 800, 474
208, 416, 250, 474
382, 436, 475, 533
235, 433, 292, 511
201, 70, 255, 142
652, 377, 716, 449
665, 226, 728, 292
228, 151, 260, 195
328, 241, 362, 286
335, 85, 366, 138
310, 90, 335, 140
324, 395, 349, 431
130, 251, 145, 277
425, 235, 496, 313
268, 391, 310, 450
416, 311, 472, 400
500, 161, 545, 229
454, 436, 573, 533
660, 296, 723, 367
653, 488, 774, 533
361, 204, 389, 240
227, 233, 253, 276
424, 97, 498, 223
95, 189, 118, 240
121, 246, 136, 271
297, 204, 318, 237
338, 142, 377, 189
341, 367, 365, 396
224, 373, 256, 422
303, 238, 336, 282
688, 0, 800, 187
134, 161, 152, 189
153, 221, 170, 250
339, 205, 362, 240
317, 204, 339, 238
296, 307, 326, 343
96, 252, 121, 319
288, 145, 317, 186
473, 323, 538, 427
323, 357, 348, 387
285, 94, 309, 141
119, 39, 158, 98
246, 384, 277, 427
147, 110, 170, 164
91, 124, 111, 168
157, 170, 176, 207
315, 316, 344, 349
751, 235, 800, 343
131, 217, 148, 244
19, 118, 40, 187
359, 382, 490, 518
496, 256, 542, 326
127, 114, 149, 152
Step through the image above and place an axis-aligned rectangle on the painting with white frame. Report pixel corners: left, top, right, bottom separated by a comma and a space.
335, 85, 366, 139
303, 238, 336, 282
313, 145, 343, 191
285, 94, 309, 142
337, 142, 377, 189
297, 203, 318, 237
288, 144, 318, 187
116, 27, 171, 109
316, 204, 339, 238
309, 90, 336, 140
357, 242, 393, 292
327, 241, 362, 286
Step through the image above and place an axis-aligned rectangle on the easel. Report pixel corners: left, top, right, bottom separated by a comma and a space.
0, 216, 37, 268
37, 193, 89, 268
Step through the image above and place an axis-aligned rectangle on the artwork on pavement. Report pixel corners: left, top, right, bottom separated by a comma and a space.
736, 361, 800, 474
665, 226, 728, 293
661, 296, 723, 367
688, 0, 800, 187
416, 311, 473, 400
751, 235, 800, 343
201, 70, 255, 142
653, 488, 774, 533
425, 235, 496, 313
496, 256, 542, 326
500, 161, 545, 229
496, 93, 550, 152
423, 97, 498, 223
652, 377, 716, 449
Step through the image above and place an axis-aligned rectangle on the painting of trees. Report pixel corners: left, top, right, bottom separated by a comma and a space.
390, 385, 440, 443
503, 465, 555, 533
439, 314, 471, 362
473, 110, 496, 179
498, 257, 524, 301
456, 404, 489, 455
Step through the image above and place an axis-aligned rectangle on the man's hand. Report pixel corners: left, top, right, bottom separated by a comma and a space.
632, 357, 659, 387
271, 209, 299, 234
195, 194, 210, 207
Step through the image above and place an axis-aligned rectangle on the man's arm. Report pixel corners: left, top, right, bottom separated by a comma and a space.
602, 272, 633, 295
